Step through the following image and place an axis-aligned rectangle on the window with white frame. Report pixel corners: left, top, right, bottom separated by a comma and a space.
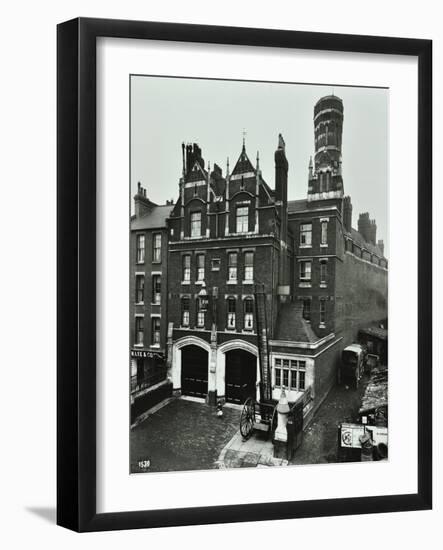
135, 275, 144, 304
135, 316, 144, 345
153, 233, 162, 262
151, 317, 161, 346
244, 297, 254, 330
190, 211, 201, 237
300, 223, 312, 246
244, 251, 254, 281
181, 297, 190, 327
227, 297, 236, 329
152, 275, 161, 304
300, 260, 312, 281
274, 358, 306, 391
211, 258, 220, 271
196, 299, 205, 328
136, 234, 145, 263
320, 260, 327, 283
182, 255, 191, 282
196, 254, 205, 281
320, 299, 326, 325
236, 206, 249, 233
321, 221, 328, 245
228, 252, 237, 281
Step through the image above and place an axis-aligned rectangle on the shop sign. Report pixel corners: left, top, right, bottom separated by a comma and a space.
340, 422, 388, 448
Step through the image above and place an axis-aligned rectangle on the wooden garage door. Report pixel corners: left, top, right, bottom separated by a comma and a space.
225, 349, 256, 404
181, 345, 208, 398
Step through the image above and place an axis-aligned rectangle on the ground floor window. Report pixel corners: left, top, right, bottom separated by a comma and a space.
131, 356, 167, 392
274, 357, 306, 391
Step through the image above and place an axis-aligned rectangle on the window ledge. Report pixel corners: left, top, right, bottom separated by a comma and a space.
135, 302, 144, 306
320, 244, 328, 248
299, 282, 312, 288
319, 283, 327, 288
227, 280, 238, 285
299, 244, 312, 249
150, 303, 161, 307
319, 323, 326, 329
134, 343, 144, 348
195, 280, 205, 285
181, 281, 191, 285
242, 280, 254, 285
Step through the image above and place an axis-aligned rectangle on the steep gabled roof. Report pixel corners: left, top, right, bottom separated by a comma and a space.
231, 144, 256, 176
131, 204, 174, 230
185, 160, 208, 183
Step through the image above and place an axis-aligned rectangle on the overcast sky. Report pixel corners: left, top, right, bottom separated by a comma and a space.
131, 76, 388, 255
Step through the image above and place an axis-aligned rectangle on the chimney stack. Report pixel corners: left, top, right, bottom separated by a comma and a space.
134, 182, 157, 218
185, 143, 205, 176
378, 239, 385, 256
358, 212, 377, 245
343, 196, 353, 232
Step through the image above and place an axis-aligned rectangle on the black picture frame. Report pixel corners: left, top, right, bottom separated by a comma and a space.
57, 17, 432, 532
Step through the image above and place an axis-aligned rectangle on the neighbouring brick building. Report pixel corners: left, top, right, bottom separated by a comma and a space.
129, 94, 388, 422
129, 183, 174, 422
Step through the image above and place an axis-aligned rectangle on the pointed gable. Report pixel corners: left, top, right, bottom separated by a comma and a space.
231, 144, 256, 177
185, 160, 207, 183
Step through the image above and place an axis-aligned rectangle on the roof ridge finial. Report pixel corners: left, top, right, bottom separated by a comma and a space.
242, 128, 246, 153
256, 150, 260, 170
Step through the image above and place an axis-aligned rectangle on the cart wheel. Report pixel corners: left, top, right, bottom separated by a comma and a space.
240, 397, 255, 440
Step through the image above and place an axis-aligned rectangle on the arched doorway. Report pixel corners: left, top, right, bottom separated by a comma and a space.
225, 349, 257, 404
181, 345, 209, 398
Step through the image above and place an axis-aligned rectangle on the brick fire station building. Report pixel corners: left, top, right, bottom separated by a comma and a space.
130, 94, 388, 422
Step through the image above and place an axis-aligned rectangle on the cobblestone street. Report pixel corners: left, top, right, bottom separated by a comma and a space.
130, 398, 241, 473
131, 376, 369, 473
290, 375, 370, 465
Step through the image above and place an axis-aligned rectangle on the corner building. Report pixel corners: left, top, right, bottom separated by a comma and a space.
130, 94, 388, 423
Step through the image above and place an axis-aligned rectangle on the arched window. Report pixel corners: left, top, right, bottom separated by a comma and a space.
181, 297, 190, 327
244, 297, 254, 331
227, 297, 236, 329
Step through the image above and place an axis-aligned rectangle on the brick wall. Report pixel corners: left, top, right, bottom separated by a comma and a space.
335, 250, 388, 348
129, 227, 169, 351
168, 238, 279, 336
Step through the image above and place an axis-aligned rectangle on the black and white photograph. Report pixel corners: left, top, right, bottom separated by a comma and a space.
129, 76, 389, 473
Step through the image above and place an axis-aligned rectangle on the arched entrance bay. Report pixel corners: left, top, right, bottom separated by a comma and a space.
181, 345, 209, 398
225, 349, 257, 404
